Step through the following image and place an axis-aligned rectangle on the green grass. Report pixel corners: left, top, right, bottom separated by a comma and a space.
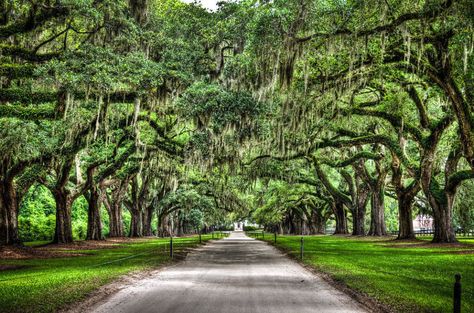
257, 234, 474, 313
0, 235, 214, 313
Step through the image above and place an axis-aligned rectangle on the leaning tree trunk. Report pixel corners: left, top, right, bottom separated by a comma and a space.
53, 189, 73, 244
333, 201, 348, 234
85, 186, 102, 241
368, 188, 387, 236
0, 179, 20, 245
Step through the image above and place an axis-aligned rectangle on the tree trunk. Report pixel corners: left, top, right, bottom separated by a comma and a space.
368, 188, 387, 236
397, 193, 416, 240
352, 205, 366, 236
104, 182, 127, 238
158, 213, 171, 237
431, 192, 457, 243
177, 211, 184, 237
333, 201, 348, 234
0, 179, 20, 245
142, 204, 154, 236
85, 186, 102, 241
420, 147, 457, 243
129, 205, 142, 237
311, 210, 325, 234
53, 189, 73, 244
108, 200, 124, 237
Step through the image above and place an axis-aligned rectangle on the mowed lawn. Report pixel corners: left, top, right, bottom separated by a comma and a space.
259, 234, 474, 313
0, 235, 215, 313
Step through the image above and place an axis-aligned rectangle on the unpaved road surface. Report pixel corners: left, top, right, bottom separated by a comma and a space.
91, 232, 368, 313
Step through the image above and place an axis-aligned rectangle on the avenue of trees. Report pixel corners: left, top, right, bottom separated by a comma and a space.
1, 0, 474, 246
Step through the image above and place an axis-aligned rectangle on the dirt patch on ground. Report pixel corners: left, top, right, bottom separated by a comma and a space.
37, 237, 164, 251
0, 264, 30, 271
0, 238, 143, 260
0, 245, 85, 259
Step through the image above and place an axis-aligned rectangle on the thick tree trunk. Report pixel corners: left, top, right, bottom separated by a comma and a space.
368, 189, 387, 236
333, 201, 348, 234
104, 183, 127, 238
176, 211, 184, 237
397, 194, 416, 240
311, 211, 325, 234
108, 202, 124, 237
158, 213, 171, 237
85, 187, 102, 241
129, 206, 142, 237
420, 147, 457, 243
142, 205, 154, 236
0, 179, 20, 245
431, 193, 457, 243
53, 189, 73, 244
352, 206, 366, 236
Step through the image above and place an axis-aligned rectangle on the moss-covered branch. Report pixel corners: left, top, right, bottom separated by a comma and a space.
0, 5, 69, 39
320, 151, 382, 168
296, 0, 453, 42
348, 107, 423, 142
447, 170, 474, 192
0, 44, 59, 62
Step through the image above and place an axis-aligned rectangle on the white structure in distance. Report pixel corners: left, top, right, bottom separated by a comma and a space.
181, 0, 225, 11
234, 221, 243, 231
233, 220, 259, 231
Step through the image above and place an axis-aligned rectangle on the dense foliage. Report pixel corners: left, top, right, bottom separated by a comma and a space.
1, 0, 474, 245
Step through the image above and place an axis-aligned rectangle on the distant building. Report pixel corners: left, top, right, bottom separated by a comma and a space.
413, 214, 433, 231
234, 222, 243, 231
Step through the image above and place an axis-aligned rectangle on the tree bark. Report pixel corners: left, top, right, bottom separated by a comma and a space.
391, 153, 419, 240
103, 181, 128, 237
85, 186, 102, 240
420, 146, 457, 243
107, 200, 124, 237
310, 209, 326, 234
52, 188, 73, 244
129, 205, 142, 237
368, 188, 387, 236
333, 200, 348, 234
158, 213, 171, 237
352, 205, 366, 236
397, 194, 416, 239
431, 192, 456, 243
0, 179, 20, 245
142, 203, 154, 236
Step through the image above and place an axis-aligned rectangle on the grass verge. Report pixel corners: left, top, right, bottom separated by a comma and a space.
255, 234, 474, 313
0, 235, 214, 313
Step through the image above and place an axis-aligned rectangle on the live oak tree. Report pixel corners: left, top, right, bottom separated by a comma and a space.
2, 0, 474, 246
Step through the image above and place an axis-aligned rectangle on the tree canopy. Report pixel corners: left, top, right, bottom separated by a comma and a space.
1, 0, 474, 245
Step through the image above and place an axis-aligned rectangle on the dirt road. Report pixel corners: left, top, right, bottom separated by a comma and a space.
91, 232, 368, 313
